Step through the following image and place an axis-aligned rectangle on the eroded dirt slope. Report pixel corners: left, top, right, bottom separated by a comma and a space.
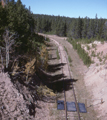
0, 73, 35, 120
83, 41, 107, 120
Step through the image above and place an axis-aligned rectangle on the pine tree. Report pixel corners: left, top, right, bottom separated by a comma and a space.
11, 0, 15, 3
16, 0, 21, 5
63, 21, 67, 36
82, 17, 89, 38
36, 18, 41, 32
51, 19, 56, 33
29, 6, 31, 12
94, 14, 99, 39
76, 17, 83, 39
41, 18, 46, 32
104, 21, 107, 40
87, 19, 94, 39
0, 2, 7, 38
68, 19, 77, 38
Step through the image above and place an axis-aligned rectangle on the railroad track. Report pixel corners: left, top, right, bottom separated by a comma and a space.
50, 38, 81, 120
38, 33, 83, 120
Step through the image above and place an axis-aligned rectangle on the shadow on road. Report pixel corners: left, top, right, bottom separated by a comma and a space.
47, 63, 66, 73
47, 78, 77, 92
36, 63, 78, 92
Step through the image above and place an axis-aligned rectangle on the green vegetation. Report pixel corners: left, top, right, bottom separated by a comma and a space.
98, 56, 102, 62
0, 0, 52, 103
33, 14, 107, 41
64, 46, 72, 64
71, 40, 92, 66
86, 45, 90, 50
97, 52, 100, 57
91, 50, 96, 57
0, 1, 49, 69
101, 41, 104, 44
103, 59, 106, 64
92, 43, 97, 48
68, 56, 72, 63
64, 46, 68, 54
96, 63, 99, 66
104, 54, 107, 60
56, 48, 60, 59
101, 51, 103, 56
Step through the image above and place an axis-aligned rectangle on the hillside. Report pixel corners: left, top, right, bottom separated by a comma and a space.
0, 1, 55, 119
83, 41, 107, 119
0, 1, 107, 119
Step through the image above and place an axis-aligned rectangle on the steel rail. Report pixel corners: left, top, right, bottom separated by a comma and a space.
58, 42, 81, 120
46, 36, 81, 120
64, 51, 81, 120
58, 45, 67, 120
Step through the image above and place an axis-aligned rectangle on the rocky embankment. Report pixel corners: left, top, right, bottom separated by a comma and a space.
0, 73, 35, 120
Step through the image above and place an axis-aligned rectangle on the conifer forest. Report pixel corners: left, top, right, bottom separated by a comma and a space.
34, 14, 107, 40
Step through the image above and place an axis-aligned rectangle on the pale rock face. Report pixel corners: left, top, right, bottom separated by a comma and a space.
0, 73, 35, 120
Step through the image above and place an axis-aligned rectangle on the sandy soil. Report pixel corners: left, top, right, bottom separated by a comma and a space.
39, 33, 98, 120
83, 41, 107, 120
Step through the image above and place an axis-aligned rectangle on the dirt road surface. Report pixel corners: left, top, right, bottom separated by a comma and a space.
39, 33, 98, 120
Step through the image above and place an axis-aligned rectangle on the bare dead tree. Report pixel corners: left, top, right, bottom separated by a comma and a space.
2, 29, 17, 68
0, 48, 4, 72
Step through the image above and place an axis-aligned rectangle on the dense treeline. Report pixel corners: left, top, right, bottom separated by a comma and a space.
33, 14, 107, 40
0, 1, 53, 116
0, 0, 47, 69
0, 0, 35, 52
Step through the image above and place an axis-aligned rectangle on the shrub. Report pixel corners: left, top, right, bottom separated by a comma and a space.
56, 48, 60, 60
91, 50, 96, 57
97, 52, 100, 57
86, 45, 90, 50
101, 51, 103, 56
92, 43, 97, 48
68, 56, 72, 63
64, 46, 68, 54
98, 57, 102, 62
103, 59, 106, 64
71, 40, 92, 66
